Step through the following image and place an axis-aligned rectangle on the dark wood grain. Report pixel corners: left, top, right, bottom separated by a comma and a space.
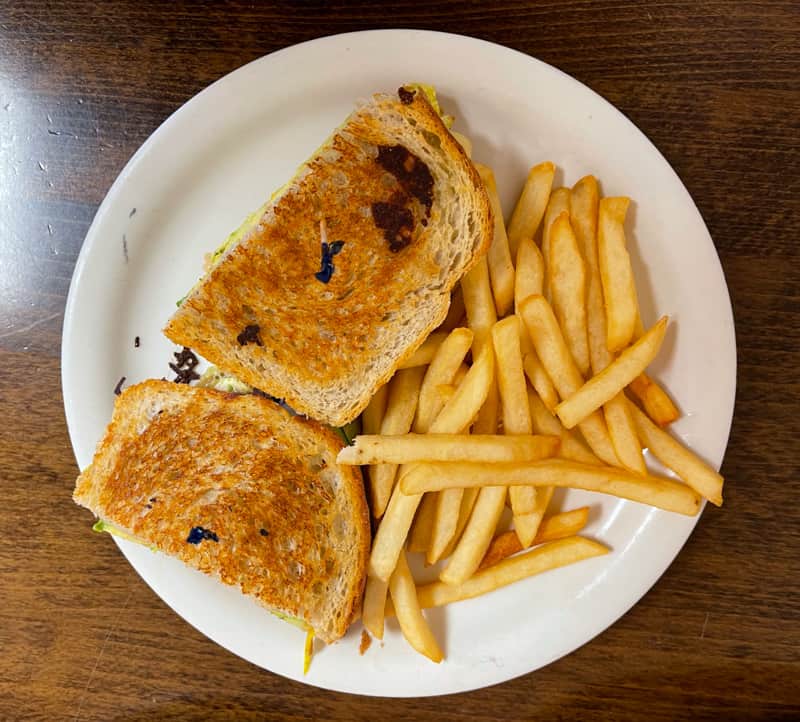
1, 1, 798, 720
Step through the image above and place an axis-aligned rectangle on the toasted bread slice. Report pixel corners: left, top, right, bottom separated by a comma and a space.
73, 380, 370, 643
164, 86, 492, 426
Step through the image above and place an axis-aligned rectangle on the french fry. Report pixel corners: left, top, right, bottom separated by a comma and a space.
361, 574, 389, 640
414, 327, 474, 434
369, 366, 426, 518
598, 196, 638, 352
478, 506, 590, 570
461, 256, 497, 354
428, 342, 494, 435
436, 384, 456, 406
492, 316, 544, 545
519, 314, 559, 413
570, 177, 646, 473
516, 485, 554, 551
369, 484, 423, 581
397, 331, 448, 369
439, 484, 507, 585
337, 433, 560, 465
429, 487, 463, 564
492, 317, 533, 437
515, 236, 545, 310
361, 383, 388, 436
507, 161, 555, 259
555, 316, 669, 429
549, 211, 590, 376
362, 383, 389, 522
527, 390, 600, 465
390, 537, 609, 614
389, 552, 443, 663
603, 392, 646, 474
440, 486, 480, 560
519, 294, 619, 466
400, 459, 702, 516
475, 163, 515, 317
629, 403, 724, 505
424, 342, 495, 563
629, 372, 680, 427
571, 175, 611, 375
370, 344, 496, 580
452, 363, 469, 387
438, 285, 467, 333
542, 187, 571, 301
440, 395, 506, 585
407, 492, 438, 554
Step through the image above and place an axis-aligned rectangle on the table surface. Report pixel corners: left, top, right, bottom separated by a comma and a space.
2, 1, 798, 719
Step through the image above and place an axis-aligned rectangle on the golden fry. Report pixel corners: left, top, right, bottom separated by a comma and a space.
369, 483, 423, 582
476, 163, 515, 317
389, 552, 443, 663
519, 294, 619, 465
508, 161, 555, 259
361, 383, 388, 436
337, 433, 561, 465
440, 486, 480, 560
407, 492, 437, 554
598, 196, 638, 352
428, 487, 463, 564
400, 459, 702, 516
492, 316, 542, 541
549, 211, 590, 376
571, 175, 612, 375
361, 574, 389, 640
630, 403, 723, 505
542, 187, 571, 301
629, 372, 680, 427
555, 316, 668, 429
603, 392, 646, 474
428, 342, 494, 435
460, 256, 497, 354
439, 484, 508, 585
437, 395, 505, 584
528, 390, 601, 465
478, 506, 590, 570
515, 236, 545, 312
370, 366, 426, 518
414, 327, 473, 434
393, 537, 609, 613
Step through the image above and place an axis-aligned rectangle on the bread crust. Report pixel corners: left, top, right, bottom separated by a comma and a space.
74, 380, 370, 642
164, 87, 492, 426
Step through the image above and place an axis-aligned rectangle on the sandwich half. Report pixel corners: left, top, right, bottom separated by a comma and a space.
164, 85, 492, 426
73, 380, 370, 643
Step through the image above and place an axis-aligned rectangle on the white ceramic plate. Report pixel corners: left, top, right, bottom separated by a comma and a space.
62, 30, 736, 697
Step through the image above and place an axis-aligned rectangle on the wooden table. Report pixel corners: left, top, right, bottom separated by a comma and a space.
2, 2, 798, 719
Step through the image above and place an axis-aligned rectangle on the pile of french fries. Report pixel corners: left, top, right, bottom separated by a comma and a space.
337, 158, 725, 663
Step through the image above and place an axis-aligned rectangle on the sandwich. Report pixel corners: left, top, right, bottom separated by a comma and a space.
164, 85, 492, 427
73, 380, 371, 645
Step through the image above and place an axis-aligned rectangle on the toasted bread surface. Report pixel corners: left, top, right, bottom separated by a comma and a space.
73, 380, 370, 643
164, 87, 492, 426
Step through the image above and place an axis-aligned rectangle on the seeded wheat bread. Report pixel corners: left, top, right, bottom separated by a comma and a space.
73, 380, 370, 643
163, 86, 492, 426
